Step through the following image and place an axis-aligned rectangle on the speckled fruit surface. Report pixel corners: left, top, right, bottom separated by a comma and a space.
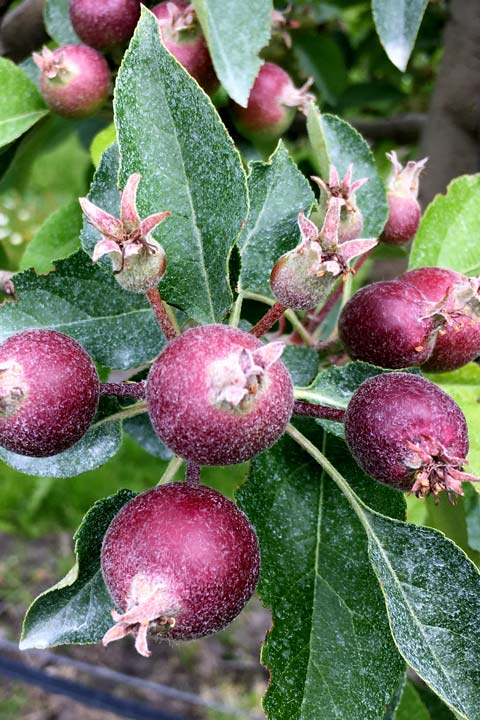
231, 62, 295, 141
344, 372, 469, 492
401, 267, 480, 372
339, 279, 437, 369
152, 1, 218, 94
70, 0, 140, 49
39, 45, 110, 118
381, 193, 421, 245
101, 483, 260, 647
0, 329, 99, 457
147, 324, 294, 465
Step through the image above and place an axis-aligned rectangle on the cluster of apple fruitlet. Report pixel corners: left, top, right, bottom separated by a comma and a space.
2, 1, 480, 714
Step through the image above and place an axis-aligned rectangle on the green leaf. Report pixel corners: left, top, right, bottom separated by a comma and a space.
90, 123, 116, 167
307, 106, 388, 237
19, 200, 82, 273
124, 413, 173, 460
395, 682, 430, 720
238, 431, 405, 720
0, 251, 165, 370
114, 8, 248, 323
372, 0, 428, 72
295, 361, 388, 409
0, 58, 48, 149
288, 425, 480, 720
0, 398, 123, 478
238, 142, 314, 298
426, 364, 480, 476
409, 175, 480, 276
44, 0, 80, 44
281, 346, 319, 387
20, 489, 135, 649
193, 0, 272, 106
464, 484, 480, 552
293, 32, 347, 105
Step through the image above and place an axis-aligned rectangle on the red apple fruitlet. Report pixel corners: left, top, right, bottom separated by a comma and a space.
101, 483, 260, 656
70, 0, 141, 50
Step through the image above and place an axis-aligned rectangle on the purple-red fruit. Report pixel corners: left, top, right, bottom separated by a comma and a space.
147, 324, 294, 465
231, 62, 313, 142
70, 0, 140, 50
344, 373, 478, 499
152, 1, 218, 94
400, 267, 480, 372
381, 151, 427, 246
33, 45, 110, 118
101, 483, 260, 656
0, 329, 99, 457
339, 280, 437, 368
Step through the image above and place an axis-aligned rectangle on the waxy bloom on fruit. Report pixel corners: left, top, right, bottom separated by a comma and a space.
152, 1, 218, 93
102, 483, 260, 656
79, 174, 170, 293
270, 177, 377, 311
345, 373, 480, 501
312, 164, 368, 243
231, 62, 314, 142
381, 151, 427, 245
33, 45, 110, 118
401, 267, 480, 372
69, 0, 141, 50
0, 329, 99, 457
147, 324, 294, 465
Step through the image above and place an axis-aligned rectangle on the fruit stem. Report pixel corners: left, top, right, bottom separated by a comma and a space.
293, 400, 345, 422
241, 290, 314, 346
93, 402, 148, 427
229, 292, 244, 327
185, 462, 201, 484
146, 288, 178, 340
250, 301, 287, 338
100, 381, 146, 400
157, 455, 184, 486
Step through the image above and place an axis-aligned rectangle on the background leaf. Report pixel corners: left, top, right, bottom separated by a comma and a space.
44, 0, 80, 44
0, 251, 165, 370
238, 142, 314, 298
372, 0, 428, 72
114, 8, 248, 324
0, 58, 48, 149
409, 175, 480, 275
281, 345, 319, 387
20, 489, 135, 649
238, 430, 405, 720
19, 199, 82, 273
307, 106, 388, 237
394, 681, 431, 720
193, 0, 272, 106
0, 398, 123, 478
293, 32, 348, 106
123, 413, 173, 460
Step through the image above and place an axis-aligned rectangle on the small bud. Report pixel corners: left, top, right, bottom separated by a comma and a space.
80, 174, 170, 293
381, 151, 428, 245
312, 164, 368, 243
270, 188, 377, 311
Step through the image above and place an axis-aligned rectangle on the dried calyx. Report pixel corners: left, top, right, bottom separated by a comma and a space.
208, 342, 285, 411
405, 436, 479, 503
386, 151, 428, 198
270, 166, 376, 311
33, 47, 72, 82
79, 173, 170, 293
156, 1, 196, 35
0, 362, 26, 418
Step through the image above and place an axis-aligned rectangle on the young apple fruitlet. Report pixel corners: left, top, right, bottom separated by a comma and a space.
33, 45, 110, 118
344, 373, 479, 500
400, 267, 480, 372
339, 279, 437, 368
0, 329, 99, 457
147, 324, 294, 465
152, 1, 218, 93
70, 0, 141, 50
101, 483, 260, 656
381, 151, 427, 245
231, 62, 314, 142
312, 164, 368, 243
